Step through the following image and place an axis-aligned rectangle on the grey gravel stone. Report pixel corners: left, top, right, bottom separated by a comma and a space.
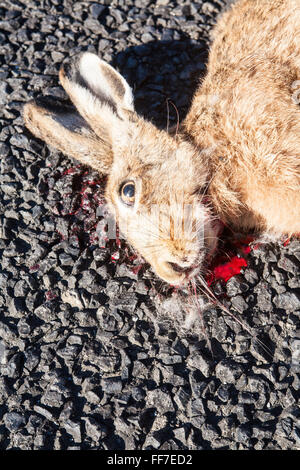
230, 295, 248, 313
215, 360, 244, 384
273, 292, 300, 310
235, 424, 251, 443
63, 419, 81, 443
101, 376, 123, 394
187, 353, 212, 377
226, 275, 249, 296
3, 412, 26, 432
147, 389, 174, 413
0, 82, 9, 105
83, 417, 108, 441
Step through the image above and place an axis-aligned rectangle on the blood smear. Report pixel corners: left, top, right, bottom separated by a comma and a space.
206, 235, 252, 286
207, 256, 248, 285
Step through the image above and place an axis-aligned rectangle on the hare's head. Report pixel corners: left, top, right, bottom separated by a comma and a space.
24, 53, 219, 285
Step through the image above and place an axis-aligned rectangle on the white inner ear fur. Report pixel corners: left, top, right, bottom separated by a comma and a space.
79, 53, 134, 112
71, 82, 116, 119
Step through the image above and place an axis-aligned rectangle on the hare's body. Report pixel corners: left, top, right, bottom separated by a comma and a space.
24, 0, 300, 285
184, 0, 300, 235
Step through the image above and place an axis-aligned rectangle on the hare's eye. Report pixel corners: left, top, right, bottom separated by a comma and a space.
120, 181, 135, 206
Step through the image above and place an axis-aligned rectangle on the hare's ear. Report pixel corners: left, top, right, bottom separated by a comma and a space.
59, 52, 135, 139
23, 98, 112, 174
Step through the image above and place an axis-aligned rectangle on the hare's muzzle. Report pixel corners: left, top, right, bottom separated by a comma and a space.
153, 259, 201, 286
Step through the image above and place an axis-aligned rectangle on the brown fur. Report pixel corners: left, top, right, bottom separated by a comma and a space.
23, 0, 300, 285
184, 0, 300, 235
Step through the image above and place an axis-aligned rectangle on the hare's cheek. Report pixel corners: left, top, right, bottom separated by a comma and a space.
116, 214, 147, 249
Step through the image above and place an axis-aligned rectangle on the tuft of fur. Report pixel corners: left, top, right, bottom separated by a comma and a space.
23, 0, 300, 286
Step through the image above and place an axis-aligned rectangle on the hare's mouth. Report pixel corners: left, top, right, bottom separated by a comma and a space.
179, 236, 219, 283
154, 257, 203, 286
150, 224, 220, 286
168, 261, 200, 280
166, 239, 217, 285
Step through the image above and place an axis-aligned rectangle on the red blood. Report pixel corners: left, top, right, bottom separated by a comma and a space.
55, 230, 66, 240
127, 254, 138, 262
89, 232, 99, 245
29, 264, 40, 272
206, 232, 252, 286
45, 290, 57, 301
207, 256, 248, 285
241, 245, 251, 255
132, 264, 143, 274
111, 251, 120, 262
62, 167, 77, 175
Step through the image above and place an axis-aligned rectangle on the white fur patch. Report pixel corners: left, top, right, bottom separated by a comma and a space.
79, 52, 134, 111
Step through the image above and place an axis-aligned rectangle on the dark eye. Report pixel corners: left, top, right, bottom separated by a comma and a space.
120, 181, 135, 206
